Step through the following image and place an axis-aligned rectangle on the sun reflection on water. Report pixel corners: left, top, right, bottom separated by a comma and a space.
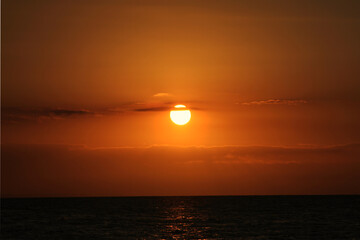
161, 199, 210, 239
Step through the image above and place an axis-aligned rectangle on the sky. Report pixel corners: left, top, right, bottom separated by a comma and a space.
2, 0, 360, 197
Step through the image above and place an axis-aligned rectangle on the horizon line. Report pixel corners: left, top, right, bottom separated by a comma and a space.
2, 193, 359, 199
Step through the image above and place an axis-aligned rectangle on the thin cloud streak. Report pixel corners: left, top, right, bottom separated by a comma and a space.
2, 107, 97, 123
241, 99, 308, 106
2, 101, 202, 123
133, 106, 171, 112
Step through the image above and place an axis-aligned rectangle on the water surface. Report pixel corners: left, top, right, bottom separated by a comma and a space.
2, 195, 359, 239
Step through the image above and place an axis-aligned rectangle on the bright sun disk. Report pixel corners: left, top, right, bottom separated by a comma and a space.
170, 105, 191, 125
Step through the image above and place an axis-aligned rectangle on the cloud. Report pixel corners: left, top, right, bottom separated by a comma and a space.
117, 102, 201, 112
1, 102, 174, 123
47, 109, 93, 116
2, 143, 359, 197
2, 107, 97, 123
2, 95, 205, 124
153, 93, 172, 98
133, 106, 171, 112
122, 102, 175, 112
241, 99, 308, 106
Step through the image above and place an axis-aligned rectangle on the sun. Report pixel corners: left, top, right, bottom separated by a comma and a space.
170, 105, 191, 125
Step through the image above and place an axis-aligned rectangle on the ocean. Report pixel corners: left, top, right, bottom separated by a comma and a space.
1, 195, 359, 239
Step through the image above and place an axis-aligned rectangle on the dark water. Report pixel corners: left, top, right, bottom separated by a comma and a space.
1, 196, 360, 239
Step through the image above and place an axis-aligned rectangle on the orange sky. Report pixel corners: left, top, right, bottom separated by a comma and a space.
2, 0, 360, 197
